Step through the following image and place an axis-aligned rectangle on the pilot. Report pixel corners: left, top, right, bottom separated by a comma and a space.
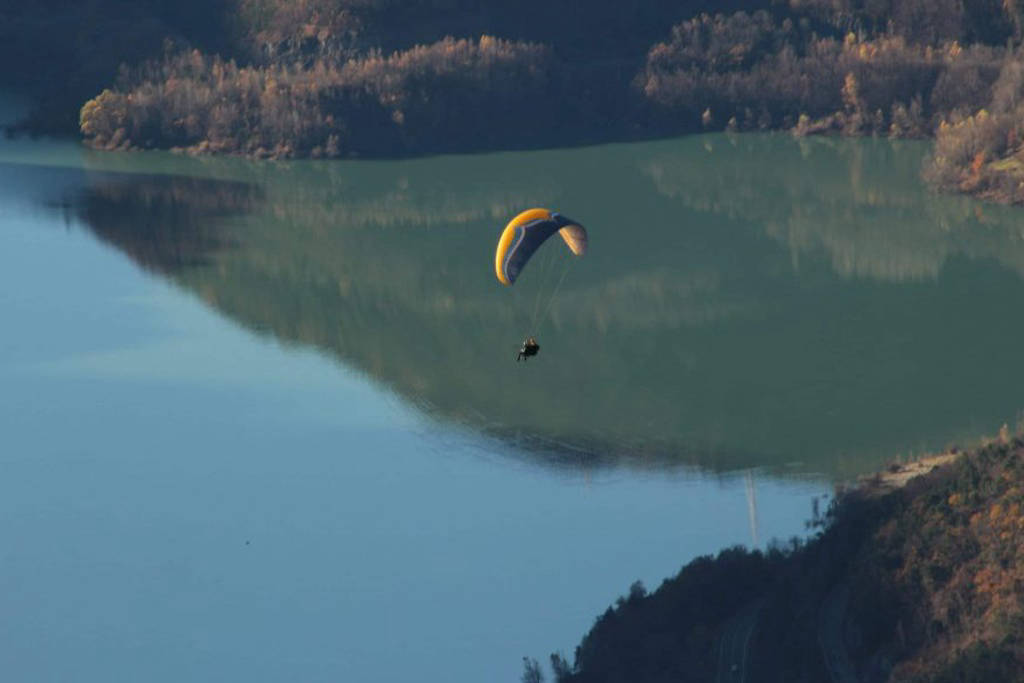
516, 336, 540, 362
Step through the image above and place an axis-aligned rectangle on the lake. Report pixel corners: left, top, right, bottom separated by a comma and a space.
2, 116, 1022, 681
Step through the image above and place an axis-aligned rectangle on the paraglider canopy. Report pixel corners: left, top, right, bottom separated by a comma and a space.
495, 208, 587, 286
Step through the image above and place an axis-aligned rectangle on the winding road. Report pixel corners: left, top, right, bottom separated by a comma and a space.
716, 599, 766, 683
714, 583, 860, 683
818, 583, 859, 683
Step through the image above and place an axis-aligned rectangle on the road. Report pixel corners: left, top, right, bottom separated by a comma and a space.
818, 583, 859, 683
716, 599, 766, 683
715, 583, 860, 683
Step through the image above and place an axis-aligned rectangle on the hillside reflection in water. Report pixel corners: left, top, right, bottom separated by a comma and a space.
65, 134, 1024, 477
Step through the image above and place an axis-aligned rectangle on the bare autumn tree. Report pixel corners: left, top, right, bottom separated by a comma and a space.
80, 36, 555, 157
521, 657, 545, 683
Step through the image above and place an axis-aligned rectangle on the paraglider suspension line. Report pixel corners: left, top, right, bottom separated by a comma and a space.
531, 255, 574, 336
528, 243, 558, 331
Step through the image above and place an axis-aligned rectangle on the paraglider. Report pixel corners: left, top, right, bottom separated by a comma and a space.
495, 208, 587, 361
516, 336, 540, 362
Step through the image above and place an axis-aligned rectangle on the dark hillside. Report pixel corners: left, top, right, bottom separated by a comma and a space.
544, 440, 1024, 682
8, 1, 1024, 201
2, 0, 762, 134
0, 0, 232, 132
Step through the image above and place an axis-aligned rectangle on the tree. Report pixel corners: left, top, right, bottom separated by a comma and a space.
522, 656, 545, 683
550, 653, 572, 681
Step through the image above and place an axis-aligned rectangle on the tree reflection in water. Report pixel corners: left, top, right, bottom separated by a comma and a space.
62, 135, 1024, 478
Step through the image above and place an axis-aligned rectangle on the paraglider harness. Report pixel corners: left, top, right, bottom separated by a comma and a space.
516, 337, 540, 362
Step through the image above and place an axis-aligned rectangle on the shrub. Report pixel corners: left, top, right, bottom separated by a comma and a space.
640, 13, 1006, 137
79, 36, 555, 157
926, 54, 1024, 203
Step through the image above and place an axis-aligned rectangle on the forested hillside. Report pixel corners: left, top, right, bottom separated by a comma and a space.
6, 1, 1024, 200
537, 439, 1024, 682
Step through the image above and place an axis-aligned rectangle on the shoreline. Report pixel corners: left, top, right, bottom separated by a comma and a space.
856, 451, 963, 497
551, 436, 1023, 682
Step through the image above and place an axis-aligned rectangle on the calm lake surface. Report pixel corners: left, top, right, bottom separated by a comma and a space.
3, 114, 1024, 681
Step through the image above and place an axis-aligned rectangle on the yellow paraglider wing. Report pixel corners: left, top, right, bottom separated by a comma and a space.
495, 208, 587, 286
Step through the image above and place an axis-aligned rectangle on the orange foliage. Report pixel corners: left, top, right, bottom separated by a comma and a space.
80, 36, 553, 157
